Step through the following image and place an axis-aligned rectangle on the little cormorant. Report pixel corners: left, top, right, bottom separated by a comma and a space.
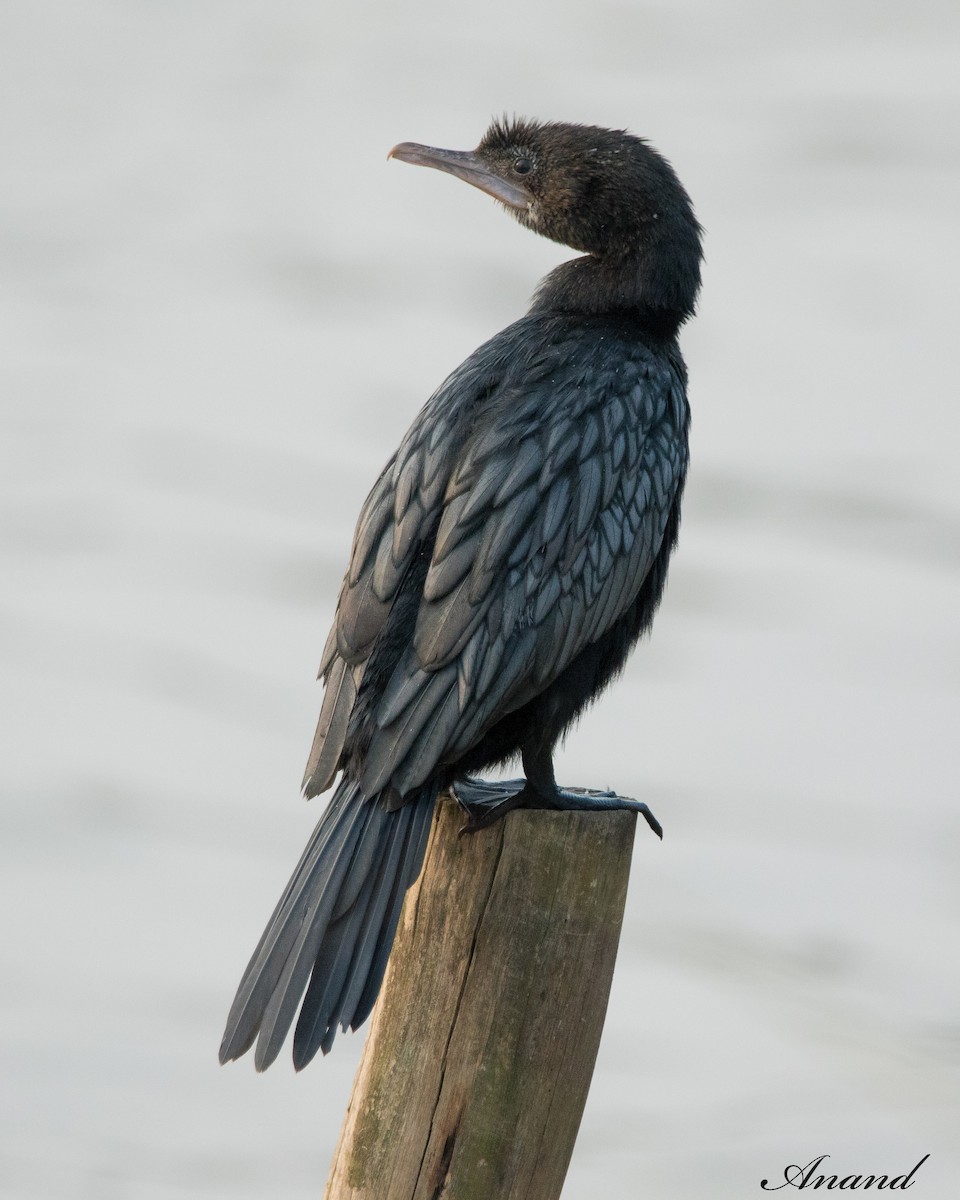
219, 117, 703, 1071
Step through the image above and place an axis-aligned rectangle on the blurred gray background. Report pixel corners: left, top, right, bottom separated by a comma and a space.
1, 1, 958, 1197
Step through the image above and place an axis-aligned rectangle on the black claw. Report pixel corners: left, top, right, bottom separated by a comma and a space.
457, 807, 497, 836
458, 812, 498, 837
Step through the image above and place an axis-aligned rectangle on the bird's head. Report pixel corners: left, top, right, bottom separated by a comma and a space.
389, 117, 702, 323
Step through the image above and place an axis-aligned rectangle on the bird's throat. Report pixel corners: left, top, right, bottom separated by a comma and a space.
531, 250, 698, 338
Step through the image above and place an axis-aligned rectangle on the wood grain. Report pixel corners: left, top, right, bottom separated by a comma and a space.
324, 794, 638, 1200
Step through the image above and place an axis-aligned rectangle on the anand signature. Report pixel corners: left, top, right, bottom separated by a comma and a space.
761, 1154, 930, 1191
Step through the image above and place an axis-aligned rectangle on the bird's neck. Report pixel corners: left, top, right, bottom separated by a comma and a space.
530, 236, 701, 338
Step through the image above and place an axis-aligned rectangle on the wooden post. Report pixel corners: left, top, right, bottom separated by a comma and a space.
323, 793, 638, 1200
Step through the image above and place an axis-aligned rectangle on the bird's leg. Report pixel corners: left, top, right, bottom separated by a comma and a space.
521, 742, 663, 837
453, 744, 662, 838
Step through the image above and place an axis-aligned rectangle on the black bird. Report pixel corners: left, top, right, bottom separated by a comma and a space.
220, 117, 702, 1071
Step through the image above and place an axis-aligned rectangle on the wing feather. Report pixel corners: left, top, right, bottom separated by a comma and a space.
304, 320, 688, 809
302, 657, 359, 797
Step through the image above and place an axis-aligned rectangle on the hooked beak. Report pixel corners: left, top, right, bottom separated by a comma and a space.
388, 142, 532, 211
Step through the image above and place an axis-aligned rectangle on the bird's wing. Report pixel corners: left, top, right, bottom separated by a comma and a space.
359, 345, 688, 799
302, 345, 505, 797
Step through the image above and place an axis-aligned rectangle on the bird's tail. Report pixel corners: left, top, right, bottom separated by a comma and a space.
219, 778, 437, 1071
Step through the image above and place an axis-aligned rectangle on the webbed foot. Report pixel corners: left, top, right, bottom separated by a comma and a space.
452, 777, 662, 839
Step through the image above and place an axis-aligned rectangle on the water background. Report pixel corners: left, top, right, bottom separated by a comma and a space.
1, 2, 958, 1196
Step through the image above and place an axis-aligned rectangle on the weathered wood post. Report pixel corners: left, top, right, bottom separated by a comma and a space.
323, 793, 638, 1200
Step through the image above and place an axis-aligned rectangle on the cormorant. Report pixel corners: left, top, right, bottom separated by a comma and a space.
219, 117, 702, 1071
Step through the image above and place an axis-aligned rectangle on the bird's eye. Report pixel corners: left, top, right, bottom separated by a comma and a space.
513, 157, 533, 175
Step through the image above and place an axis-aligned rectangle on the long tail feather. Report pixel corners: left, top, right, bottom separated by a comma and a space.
219, 779, 436, 1070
